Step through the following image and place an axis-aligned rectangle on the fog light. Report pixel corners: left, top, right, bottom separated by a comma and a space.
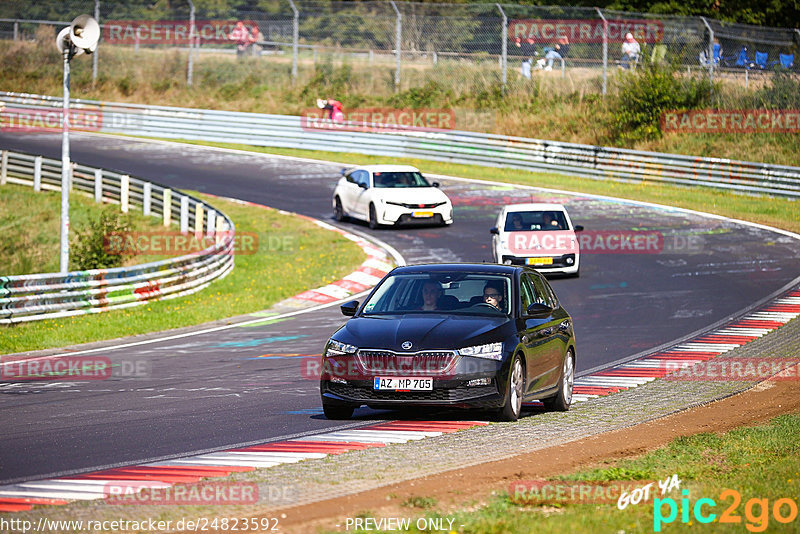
565, 257, 574, 265
466, 378, 491, 387
330, 376, 347, 384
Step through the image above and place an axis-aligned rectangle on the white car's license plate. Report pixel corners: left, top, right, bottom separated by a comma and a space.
412, 211, 434, 218
526, 257, 554, 265
373, 377, 433, 391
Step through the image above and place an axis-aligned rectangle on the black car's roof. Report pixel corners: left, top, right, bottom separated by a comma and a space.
392, 263, 521, 275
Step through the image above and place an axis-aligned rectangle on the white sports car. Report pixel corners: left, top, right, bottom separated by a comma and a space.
490, 203, 583, 276
332, 165, 453, 229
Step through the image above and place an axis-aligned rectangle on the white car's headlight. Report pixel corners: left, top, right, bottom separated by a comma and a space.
457, 342, 503, 360
326, 339, 358, 356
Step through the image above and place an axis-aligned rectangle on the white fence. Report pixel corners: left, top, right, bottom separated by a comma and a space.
0, 149, 235, 324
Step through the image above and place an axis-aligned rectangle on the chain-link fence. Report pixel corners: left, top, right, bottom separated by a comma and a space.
1, 1, 798, 93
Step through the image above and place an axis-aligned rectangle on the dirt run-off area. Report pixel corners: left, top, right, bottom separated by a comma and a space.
270, 367, 800, 533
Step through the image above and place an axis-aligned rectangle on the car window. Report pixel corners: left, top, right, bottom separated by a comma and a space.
362, 273, 511, 316
345, 172, 357, 184
355, 170, 370, 188
520, 275, 535, 312
541, 277, 559, 308
505, 210, 569, 232
373, 171, 431, 188
529, 275, 551, 306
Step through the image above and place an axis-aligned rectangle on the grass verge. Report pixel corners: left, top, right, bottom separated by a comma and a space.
340, 413, 800, 533
0, 191, 366, 354
0, 183, 163, 275
178, 140, 800, 236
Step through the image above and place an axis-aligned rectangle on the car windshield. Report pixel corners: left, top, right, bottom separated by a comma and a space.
373, 171, 431, 188
362, 272, 512, 317
505, 210, 568, 231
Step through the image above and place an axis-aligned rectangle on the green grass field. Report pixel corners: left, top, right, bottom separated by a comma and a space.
336, 413, 800, 533
0, 189, 366, 354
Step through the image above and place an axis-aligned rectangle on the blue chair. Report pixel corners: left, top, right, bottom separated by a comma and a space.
780, 53, 794, 69
735, 46, 752, 68
755, 51, 768, 69
712, 43, 722, 65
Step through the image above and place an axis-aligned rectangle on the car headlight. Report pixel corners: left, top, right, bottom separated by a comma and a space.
326, 339, 358, 356
457, 342, 503, 360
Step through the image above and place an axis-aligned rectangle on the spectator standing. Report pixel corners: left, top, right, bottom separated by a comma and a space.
621, 32, 641, 69
513, 36, 536, 80
228, 21, 251, 58
544, 36, 569, 71
248, 24, 264, 56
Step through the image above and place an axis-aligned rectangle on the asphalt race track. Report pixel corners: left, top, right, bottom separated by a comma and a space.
2, 132, 799, 484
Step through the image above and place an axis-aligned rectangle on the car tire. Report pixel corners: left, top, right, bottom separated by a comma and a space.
368, 204, 379, 230
322, 401, 355, 420
497, 354, 524, 422
542, 350, 574, 412
333, 196, 345, 222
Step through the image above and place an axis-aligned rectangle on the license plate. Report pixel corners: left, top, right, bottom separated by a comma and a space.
526, 257, 553, 265
412, 211, 434, 218
374, 377, 433, 391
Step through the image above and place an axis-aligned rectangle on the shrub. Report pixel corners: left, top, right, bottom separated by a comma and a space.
609, 63, 714, 145
71, 210, 132, 271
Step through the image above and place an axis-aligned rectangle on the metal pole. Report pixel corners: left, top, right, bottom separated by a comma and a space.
60, 47, 72, 273
700, 17, 714, 87
596, 8, 607, 96
92, 0, 99, 83
389, 0, 401, 91
288, 0, 299, 81
13, 21, 18, 41
187, 0, 195, 86
496, 4, 507, 91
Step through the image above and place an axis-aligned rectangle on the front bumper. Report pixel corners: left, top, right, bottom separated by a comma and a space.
321, 379, 503, 409
378, 203, 453, 226
499, 253, 579, 274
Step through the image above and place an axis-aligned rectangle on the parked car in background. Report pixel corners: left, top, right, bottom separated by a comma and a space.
320, 263, 576, 421
491, 203, 583, 276
332, 165, 453, 229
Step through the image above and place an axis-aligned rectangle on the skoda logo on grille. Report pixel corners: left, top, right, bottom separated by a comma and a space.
401, 341, 413, 350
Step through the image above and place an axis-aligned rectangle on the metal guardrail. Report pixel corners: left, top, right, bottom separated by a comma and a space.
2, 91, 800, 199
0, 149, 235, 325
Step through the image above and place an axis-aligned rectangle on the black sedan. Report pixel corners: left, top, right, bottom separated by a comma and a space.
320, 263, 576, 421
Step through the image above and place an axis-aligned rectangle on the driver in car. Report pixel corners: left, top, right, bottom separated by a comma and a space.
482, 281, 505, 311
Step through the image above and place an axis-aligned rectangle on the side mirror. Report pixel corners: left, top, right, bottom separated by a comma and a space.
574, 225, 584, 232
526, 303, 552, 317
490, 227, 500, 235
340, 300, 359, 316
340, 168, 347, 176
358, 181, 368, 189
432, 182, 440, 188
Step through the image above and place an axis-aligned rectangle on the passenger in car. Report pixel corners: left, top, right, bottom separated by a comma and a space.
419, 281, 444, 311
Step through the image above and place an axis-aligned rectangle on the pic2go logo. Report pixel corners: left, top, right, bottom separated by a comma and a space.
654, 489, 799, 532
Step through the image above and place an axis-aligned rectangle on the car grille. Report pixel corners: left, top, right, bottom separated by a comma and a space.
356, 349, 458, 375
388, 201, 446, 209
327, 382, 497, 403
